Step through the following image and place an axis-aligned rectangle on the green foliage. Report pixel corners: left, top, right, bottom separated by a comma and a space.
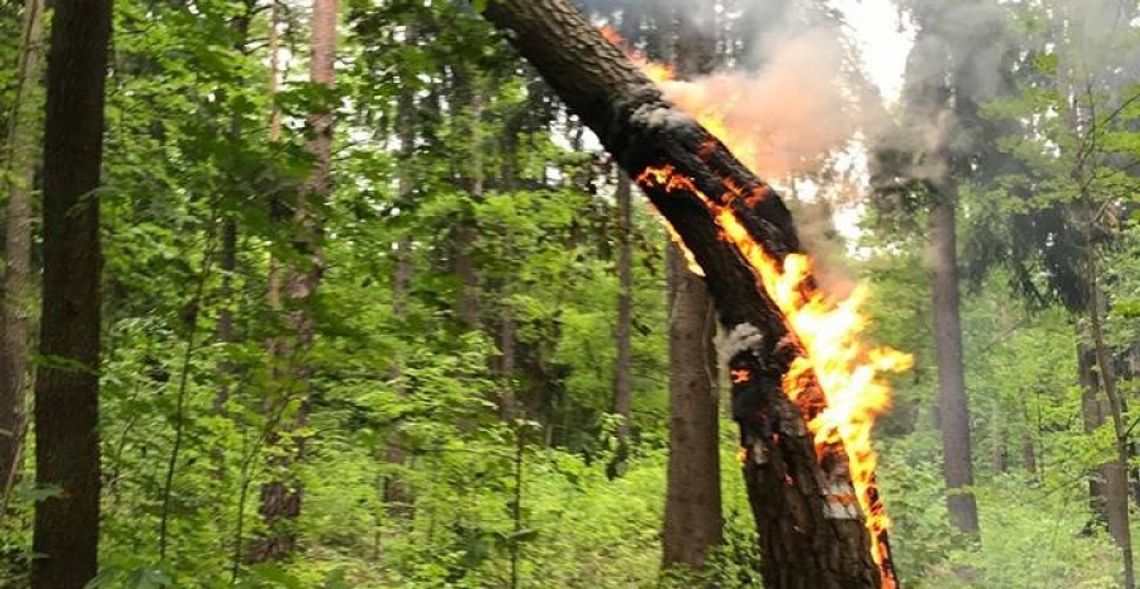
1, 0, 1137, 587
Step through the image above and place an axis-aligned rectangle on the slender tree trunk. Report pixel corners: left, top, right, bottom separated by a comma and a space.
31, 0, 112, 583
382, 54, 417, 518
215, 3, 255, 420
1021, 400, 1038, 476
1087, 244, 1135, 589
661, 14, 722, 571
482, 1, 894, 585
610, 170, 634, 474
930, 192, 979, 535
1080, 345, 1112, 525
990, 401, 1007, 474
452, 69, 483, 330
0, 0, 44, 507
250, 0, 337, 562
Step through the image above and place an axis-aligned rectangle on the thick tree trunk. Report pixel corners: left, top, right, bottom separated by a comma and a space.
482, 1, 893, 586
251, 0, 337, 562
929, 193, 979, 535
0, 0, 44, 507
662, 15, 723, 571
31, 0, 112, 583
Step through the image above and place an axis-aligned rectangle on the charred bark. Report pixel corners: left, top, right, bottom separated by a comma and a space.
32, 0, 112, 583
482, 1, 892, 586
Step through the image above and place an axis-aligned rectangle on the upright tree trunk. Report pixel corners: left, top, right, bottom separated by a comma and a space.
610, 170, 634, 474
31, 0, 112, 584
452, 68, 483, 330
662, 246, 722, 569
214, 3, 255, 420
930, 192, 980, 535
1080, 345, 1112, 525
0, 0, 44, 506
382, 52, 417, 518
482, 1, 894, 585
1021, 399, 1038, 476
661, 14, 722, 571
251, 0, 337, 562
1086, 244, 1135, 589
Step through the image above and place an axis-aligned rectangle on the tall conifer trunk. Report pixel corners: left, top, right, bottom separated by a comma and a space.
251, 0, 337, 562
32, 0, 112, 584
930, 192, 979, 534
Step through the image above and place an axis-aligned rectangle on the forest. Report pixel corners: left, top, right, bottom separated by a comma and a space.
0, 0, 1139, 587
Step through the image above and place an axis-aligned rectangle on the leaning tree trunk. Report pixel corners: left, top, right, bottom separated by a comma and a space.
32, 0, 112, 584
481, 1, 894, 586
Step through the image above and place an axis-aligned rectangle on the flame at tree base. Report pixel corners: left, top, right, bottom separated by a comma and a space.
637, 165, 911, 589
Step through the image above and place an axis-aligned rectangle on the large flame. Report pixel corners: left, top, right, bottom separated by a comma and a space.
607, 28, 912, 588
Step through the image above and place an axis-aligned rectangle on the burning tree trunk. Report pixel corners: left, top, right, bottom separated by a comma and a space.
481, 1, 903, 587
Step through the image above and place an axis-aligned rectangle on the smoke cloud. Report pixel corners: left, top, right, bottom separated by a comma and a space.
660, 28, 868, 179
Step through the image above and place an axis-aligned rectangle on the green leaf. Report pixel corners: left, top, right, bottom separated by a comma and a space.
125, 568, 173, 589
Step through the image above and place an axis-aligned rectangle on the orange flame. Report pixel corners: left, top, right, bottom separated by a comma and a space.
638, 165, 910, 587
604, 30, 912, 584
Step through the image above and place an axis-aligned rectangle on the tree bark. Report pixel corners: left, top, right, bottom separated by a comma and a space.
1087, 249, 1135, 589
451, 67, 484, 330
31, 0, 112, 583
250, 0, 337, 562
382, 50, 417, 519
661, 14, 723, 571
482, 1, 893, 586
662, 246, 723, 569
0, 0, 44, 507
1080, 345, 1111, 525
930, 192, 980, 535
611, 170, 634, 473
